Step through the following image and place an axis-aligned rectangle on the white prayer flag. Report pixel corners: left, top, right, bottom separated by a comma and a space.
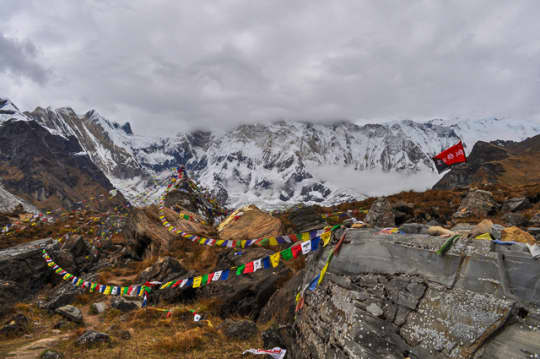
243, 347, 286, 359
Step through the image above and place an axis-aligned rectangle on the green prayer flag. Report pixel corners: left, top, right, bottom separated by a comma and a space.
202, 274, 208, 286
281, 247, 293, 261
236, 265, 245, 275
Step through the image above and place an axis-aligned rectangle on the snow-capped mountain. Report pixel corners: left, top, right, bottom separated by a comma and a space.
2, 97, 540, 210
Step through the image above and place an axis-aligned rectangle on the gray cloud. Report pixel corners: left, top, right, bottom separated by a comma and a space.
1, 0, 540, 135
0, 33, 49, 84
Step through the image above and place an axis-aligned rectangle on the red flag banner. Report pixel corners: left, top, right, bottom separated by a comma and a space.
432, 141, 466, 173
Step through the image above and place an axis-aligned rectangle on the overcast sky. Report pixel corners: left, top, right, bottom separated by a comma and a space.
1, 1, 540, 135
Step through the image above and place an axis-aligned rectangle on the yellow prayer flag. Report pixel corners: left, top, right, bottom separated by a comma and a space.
216, 240, 225, 246
104, 286, 112, 295
318, 262, 329, 285
321, 232, 332, 247
301, 232, 310, 242
193, 276, 202, 288
270, 252, 280, 268
269, 237, 278, 246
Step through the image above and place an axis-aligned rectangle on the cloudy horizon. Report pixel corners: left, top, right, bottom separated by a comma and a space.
1, 1, 540, 135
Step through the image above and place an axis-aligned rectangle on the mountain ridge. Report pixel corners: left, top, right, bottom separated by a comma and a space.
2, 96, 540, 209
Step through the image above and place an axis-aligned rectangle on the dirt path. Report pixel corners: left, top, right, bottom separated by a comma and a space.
6, 334, 70, 359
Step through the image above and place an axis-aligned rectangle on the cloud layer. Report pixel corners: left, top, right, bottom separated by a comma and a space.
1, 0, 540, 135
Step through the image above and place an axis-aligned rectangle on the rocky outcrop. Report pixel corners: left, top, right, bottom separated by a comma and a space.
217, 205, 282, 241
454, 189, 499, 218
269, 228, 540, 358
0, 238, 56, 317
75, 330, 111, 347
365, 197, 395, 227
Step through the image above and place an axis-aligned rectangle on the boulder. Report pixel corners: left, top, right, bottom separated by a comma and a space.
40, 350, 64, 359
217, 205, 282, 242
136, 256, 187, 284
219, 319, 258, 340
89, 302, 108, 315
392, 202, 414, 226
365, 197, 395, 227
530, 213, 540, 226
287, 206, 327, 232
111, 298, 140, 312
502, 197, 531, 212
502, 212, 528, 227
75, 330, 111, 347
55, 305, 83, 323
40, 281, 82, 311
0, 238, 56, 316
0, 313, 29, 337
501, 226, 536, 245
453, 189, 498, 218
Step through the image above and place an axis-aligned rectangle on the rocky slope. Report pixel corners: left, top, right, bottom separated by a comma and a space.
434, 134, 540, 190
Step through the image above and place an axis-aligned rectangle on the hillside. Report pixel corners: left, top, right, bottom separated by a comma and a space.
433, 134, 540, 190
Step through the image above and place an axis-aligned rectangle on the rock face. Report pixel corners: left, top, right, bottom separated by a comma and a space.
365, 197, 395, 227
268, 228, 540, 358
0, 238, 56, 317
453, 189, 499, 218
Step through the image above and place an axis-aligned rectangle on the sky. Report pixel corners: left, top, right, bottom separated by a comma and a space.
1, 1, 540, 136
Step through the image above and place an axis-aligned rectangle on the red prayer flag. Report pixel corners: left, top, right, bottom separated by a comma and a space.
243, 261, 254, 274
291, 244, 302, 258
432, 141, 466, 173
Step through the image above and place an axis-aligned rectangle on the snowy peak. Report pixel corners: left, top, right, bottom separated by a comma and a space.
2, 97, 540, 209
0, 97, 30, 123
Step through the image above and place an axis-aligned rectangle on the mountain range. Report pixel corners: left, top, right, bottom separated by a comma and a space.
1, 97, 540, 210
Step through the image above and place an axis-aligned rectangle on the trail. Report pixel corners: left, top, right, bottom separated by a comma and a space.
6, 334, 70, 359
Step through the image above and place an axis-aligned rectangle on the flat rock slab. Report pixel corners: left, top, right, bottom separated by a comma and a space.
400, 287, 513, 357
330, 231, 462, 287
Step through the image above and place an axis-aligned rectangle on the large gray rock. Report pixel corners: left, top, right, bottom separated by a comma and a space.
111, 298, 140, 312
40, 281, 82, 311
365, 197, 395, 227
55, 305, 82, 323
530, 213, 540, 226
454, 189, 499, 218
89, 302, 107, 315
271, 228, 540, 359
0, 238, 56, 316
75, 330, 111, 347
502, 197, 531, 212
502, 212, 528, 227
